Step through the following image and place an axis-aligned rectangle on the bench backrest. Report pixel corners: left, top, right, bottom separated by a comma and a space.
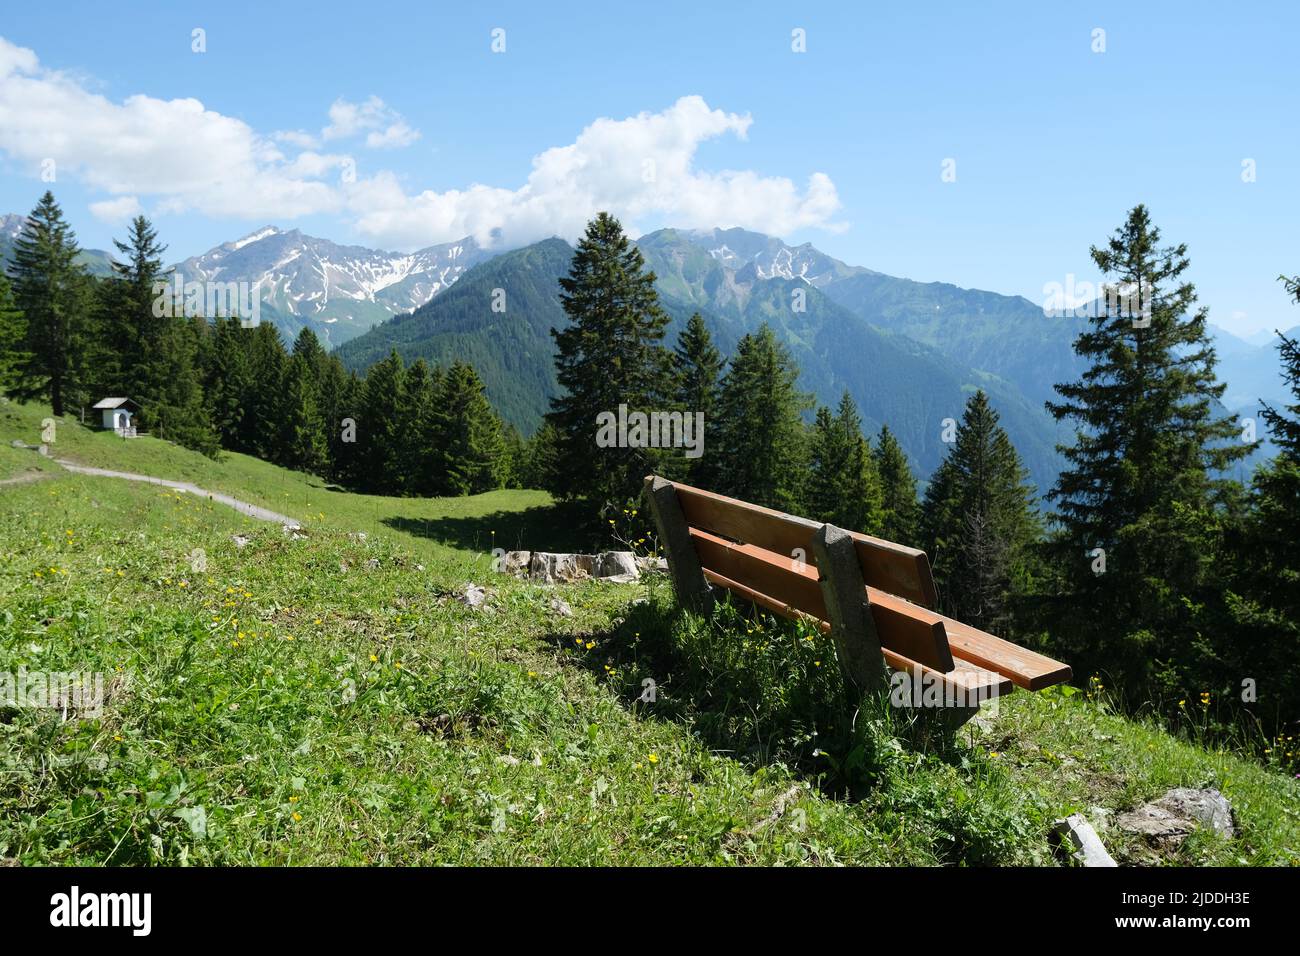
669, 481, 939, 609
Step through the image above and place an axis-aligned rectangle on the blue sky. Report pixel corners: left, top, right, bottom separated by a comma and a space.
1, 1, 1296, 336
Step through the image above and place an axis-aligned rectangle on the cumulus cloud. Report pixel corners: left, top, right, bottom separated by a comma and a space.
0, 35, 843, 251
323, 96, 419, 149
89, 195, 142, 223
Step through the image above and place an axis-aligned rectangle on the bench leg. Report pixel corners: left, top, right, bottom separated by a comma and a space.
643, 476, 714, 614
811, 523, 885, 695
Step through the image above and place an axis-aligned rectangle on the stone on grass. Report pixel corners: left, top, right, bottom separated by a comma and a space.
232, 534, 250, 549
455, 583, 489, 610
501, 551, 531, 576
550, 596, 574, 617
597, 551, 639, 580
1117, 787, 1235, 843
1053, 813, 1118, 867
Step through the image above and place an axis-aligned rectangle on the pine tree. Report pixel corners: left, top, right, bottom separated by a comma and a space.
279, 353, 327, 473
107, 215, 170, 403
398, 358, 438, 495
921, 391, 1038, 632
547, 212, 672, 514
436, 360, 505, 496
713, 324, 811, 511
875, 425, 921, 545
205, 317, 256, 451
1222, 279, 1300, 729
1044, 206, 1249, 694
672, 312, 723, 487
8, 192, 91, 416
0, 274, 27, 395
356, 350, 406, 494
805, 392, 884, 533
244, 323, 288, 460
150, 317, 220, 457
522, 421, 562, 491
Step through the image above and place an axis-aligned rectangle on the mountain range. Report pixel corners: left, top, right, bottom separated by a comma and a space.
171, 227, 489, 347
1, 212, 1291, 489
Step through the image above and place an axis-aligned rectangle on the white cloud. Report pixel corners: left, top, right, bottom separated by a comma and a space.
322, 95, 418, 149
0, 36, 843, 251
346, 96, 843, 249
89, 195, 142, 223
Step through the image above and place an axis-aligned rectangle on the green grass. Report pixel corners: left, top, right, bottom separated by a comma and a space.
1, 399, 1297, 865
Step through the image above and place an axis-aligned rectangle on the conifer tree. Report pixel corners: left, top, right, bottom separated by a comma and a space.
0, 274, 27, 395
672, 312, 723, 487
279, 352, 327, 473
1044, 206, 1249, 691
8, 192, 91, 416
875, 425, 921, 545
357, 350, 406, 495
436, 360, 504, 496
806, 391, 883, 533
921, 391, 1038, 632
547, 212, 672, 514
713, 324, 811, 511
397, 358, 438, 495
150, 317, 220, 457
205, 317, 255, 451
244, 322, 288, 460
1223, 279, 1300, 728
107, 215, 170, 403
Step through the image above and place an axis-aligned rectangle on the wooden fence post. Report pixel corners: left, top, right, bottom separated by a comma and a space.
810, 523, 885, 694
643, 476, 714, 613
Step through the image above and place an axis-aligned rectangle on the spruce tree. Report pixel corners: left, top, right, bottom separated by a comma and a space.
150, 317, 220, 456
547, 212, 672, 514
921, 391, 1038, 632
1044, 206, 1249, 694
244, 323, 288, 460
806, 391, 883, 533
398, 358, 438, 495
205, 317, 255, 451
1223, 279, 1300, 729
436, 360, 504, 496
107, 215, 170, 403
279, 353, 327, 473
8, 193, 91, 416
713, 324, 811, 511
0, 274, 27, 395
356, 350, 406, 495
875, 425, 921, 545
672, 312, 723, 487
522, 421, 562, 491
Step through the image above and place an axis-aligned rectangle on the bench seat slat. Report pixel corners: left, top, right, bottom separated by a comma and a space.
699, 566, 1012, 698
939, 617, 1073, 691
690, 528, 954, 673
864, 588, 1072, 690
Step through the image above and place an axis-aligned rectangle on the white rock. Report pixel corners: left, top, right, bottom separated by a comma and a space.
232, 534, 250, 549
1053, 813, 1118, 867
550, 597, 574, 617
597, 551, 639, 580
1117, 787, 1235, 842
456, 583, 489, 609
501, 550, 531, 576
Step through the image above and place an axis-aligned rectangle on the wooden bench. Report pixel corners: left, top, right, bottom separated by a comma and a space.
643, 475, 1071, 717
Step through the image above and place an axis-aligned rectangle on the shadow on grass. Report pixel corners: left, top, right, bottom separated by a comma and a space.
384, 499, 607, 556
540, 583, 971, 802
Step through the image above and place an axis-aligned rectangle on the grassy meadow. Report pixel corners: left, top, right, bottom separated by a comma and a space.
1, 400, 1297, 866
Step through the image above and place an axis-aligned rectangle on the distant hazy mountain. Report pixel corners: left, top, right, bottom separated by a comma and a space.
339, 231, 1069, 491
171, 227, 488, 347
1209, 323, 1295, 413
